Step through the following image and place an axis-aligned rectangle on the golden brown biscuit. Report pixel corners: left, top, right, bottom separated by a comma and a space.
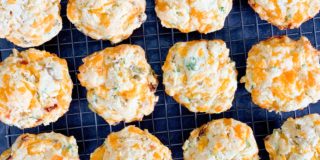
0, 0, 62, 47
265, 114, 320, 160
249, 0, 320, 29
90, 126, 172, 160
183, 118, 259, 160
155, 0, 232, 33
162, 40, 237, 113
78, 44, 158, 125
241, 36, 320, 112
0, 132, 79, 160
0, 48, 73, 129
67, 0, 146, 43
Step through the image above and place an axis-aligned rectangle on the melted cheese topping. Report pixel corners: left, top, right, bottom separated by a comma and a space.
162, 40, 237, 113
0, 0, 62, 47
90, 126, 172, 160
249, 0, 320, 30
265, 114, 320, 160
0, 49, 73, 129
155, 0, 232, 33
183, 118, 259, 160
241, 36, 320, 112
67, 0, 146, 43
0, 132, 79, 160
78, 45, 158, 125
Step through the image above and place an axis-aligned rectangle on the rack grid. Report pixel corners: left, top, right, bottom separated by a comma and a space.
0, 0, 320, 159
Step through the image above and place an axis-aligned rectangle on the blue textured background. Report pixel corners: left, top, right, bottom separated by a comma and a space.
1, 0, 320, 159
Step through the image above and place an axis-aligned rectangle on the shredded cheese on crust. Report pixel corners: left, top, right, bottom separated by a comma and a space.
241, 36, 320, 112
0, 48, 73, 129
67, 0, 147, 44
155, 0, 232, 34
265, 114, 320, 160
183, 118, 259, 160
0, 132, 79, 160
90, 126, 172, 160
162, 40, 237, 113
78, 44, 158, 125
249, 0, 320, 30
0, 0, 62, 47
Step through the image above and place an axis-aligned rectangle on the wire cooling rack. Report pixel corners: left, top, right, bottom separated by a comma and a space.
0, 0, 320, 159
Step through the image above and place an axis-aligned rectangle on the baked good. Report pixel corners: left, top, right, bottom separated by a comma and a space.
265, 114, 320, 160
67, 0, 146, 43
0, 0, 62, 47
90, 126, 172, 160
162, 40, 237, 113
249, 0, 320, 29
241, 36, 320, 112
183, 118, 259, 160
0, 48, 73, 129
155, 0, 232, 33
78, 44, 158, 125
0, 132, 79, 160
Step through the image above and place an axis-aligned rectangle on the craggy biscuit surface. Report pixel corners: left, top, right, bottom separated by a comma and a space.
249, 0, 320, 29
0, 0, 62, 47
183, 118, 259, 160
0, 132, 79, 160
67, 0, 147, 43
162, 40, 237, 113
155, 0, 232, 33
78, 44, 158, 125
241, 36, 320, 112
0, 48, 73, 129
90, 126, 172, 160
265, 114, 320, 160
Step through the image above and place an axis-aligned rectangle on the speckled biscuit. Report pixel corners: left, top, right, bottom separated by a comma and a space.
78, 44, 158, 125
162, 40, 237, 113
249, 0, 320, 30
67, 0, 146, 43
0, 0, 62, 47
0, 48, 73, 129
265, 114, 320, 160
155, 0, 232, 33
0, 132, 79, 160
183, 118, 259, 160
90, 126, 172, 160
241, 36, 320, 112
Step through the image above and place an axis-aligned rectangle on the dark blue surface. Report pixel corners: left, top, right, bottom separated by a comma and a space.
0, 0, 320, 159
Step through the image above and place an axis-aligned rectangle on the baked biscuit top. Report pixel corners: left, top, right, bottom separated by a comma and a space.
90, 126, 172, 160
0, 0, 62, 47
0, 48, 73, 129
67, 0, 147, 43
183, 118, 259, 160
241, 36, 320, 112
155, 0, 232, 33
265, 114, 320, 160
162, 40, 237, 113
78, 45, 158, 125
249, 0, 320, 29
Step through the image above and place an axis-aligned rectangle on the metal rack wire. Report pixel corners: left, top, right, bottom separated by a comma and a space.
0, 0, 320, 159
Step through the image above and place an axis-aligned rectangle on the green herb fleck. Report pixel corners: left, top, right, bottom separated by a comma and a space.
132, 66, 143, 73
246, 139, 251, 148
250, 84, 256, 90
175, 67, 181, 72
219, 7, 225, 12
67, 145, 73, 150
185, 57, 197, 71
285, 14, 292, 21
